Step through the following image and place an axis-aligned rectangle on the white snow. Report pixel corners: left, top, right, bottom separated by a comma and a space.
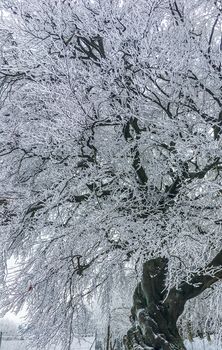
1, 338, 95, 350
185, 338, 220, 350
1, 337, 220, 350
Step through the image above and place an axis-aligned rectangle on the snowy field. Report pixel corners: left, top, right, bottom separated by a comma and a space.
1, 338, 219, 350
185, 338, 220, 350
1, 338, 95, 350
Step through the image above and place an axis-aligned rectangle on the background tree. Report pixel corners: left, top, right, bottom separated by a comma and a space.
0, 317, 18, 339
0, 0, 222, 349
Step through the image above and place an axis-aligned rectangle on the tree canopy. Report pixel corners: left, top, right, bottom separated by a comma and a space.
0, 0, 222, 349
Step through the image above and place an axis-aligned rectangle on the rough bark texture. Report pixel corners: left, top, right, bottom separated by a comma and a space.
124, 251, 222, 350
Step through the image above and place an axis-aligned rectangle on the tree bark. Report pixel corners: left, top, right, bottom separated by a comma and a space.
124, 251, 222, 350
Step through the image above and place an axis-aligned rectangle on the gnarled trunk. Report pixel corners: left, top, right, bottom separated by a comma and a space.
124, 252, 222, 350
124, 258, 185, 350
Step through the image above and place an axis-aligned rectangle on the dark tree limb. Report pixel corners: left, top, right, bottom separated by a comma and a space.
123, 118, 148, 186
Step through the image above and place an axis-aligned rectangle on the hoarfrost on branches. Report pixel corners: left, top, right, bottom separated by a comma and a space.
0, 0, 222, 349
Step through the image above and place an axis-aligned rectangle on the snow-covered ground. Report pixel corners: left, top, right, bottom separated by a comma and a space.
0, 338, 219, 349
185, 337, 220, 350
1, 338, 95, 350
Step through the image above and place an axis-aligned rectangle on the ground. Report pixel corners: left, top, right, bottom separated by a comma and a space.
1, 337, 95, 350
0, 337, 219, 350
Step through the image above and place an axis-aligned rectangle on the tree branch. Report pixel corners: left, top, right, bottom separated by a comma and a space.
164, 248, 222, 321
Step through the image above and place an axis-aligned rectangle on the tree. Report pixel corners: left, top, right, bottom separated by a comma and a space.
0, 0, 222, 349
0, 317, 18, 338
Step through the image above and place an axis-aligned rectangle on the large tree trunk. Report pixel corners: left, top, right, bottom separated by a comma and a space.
124, 258, 185, 350
124, 252, 222, 350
